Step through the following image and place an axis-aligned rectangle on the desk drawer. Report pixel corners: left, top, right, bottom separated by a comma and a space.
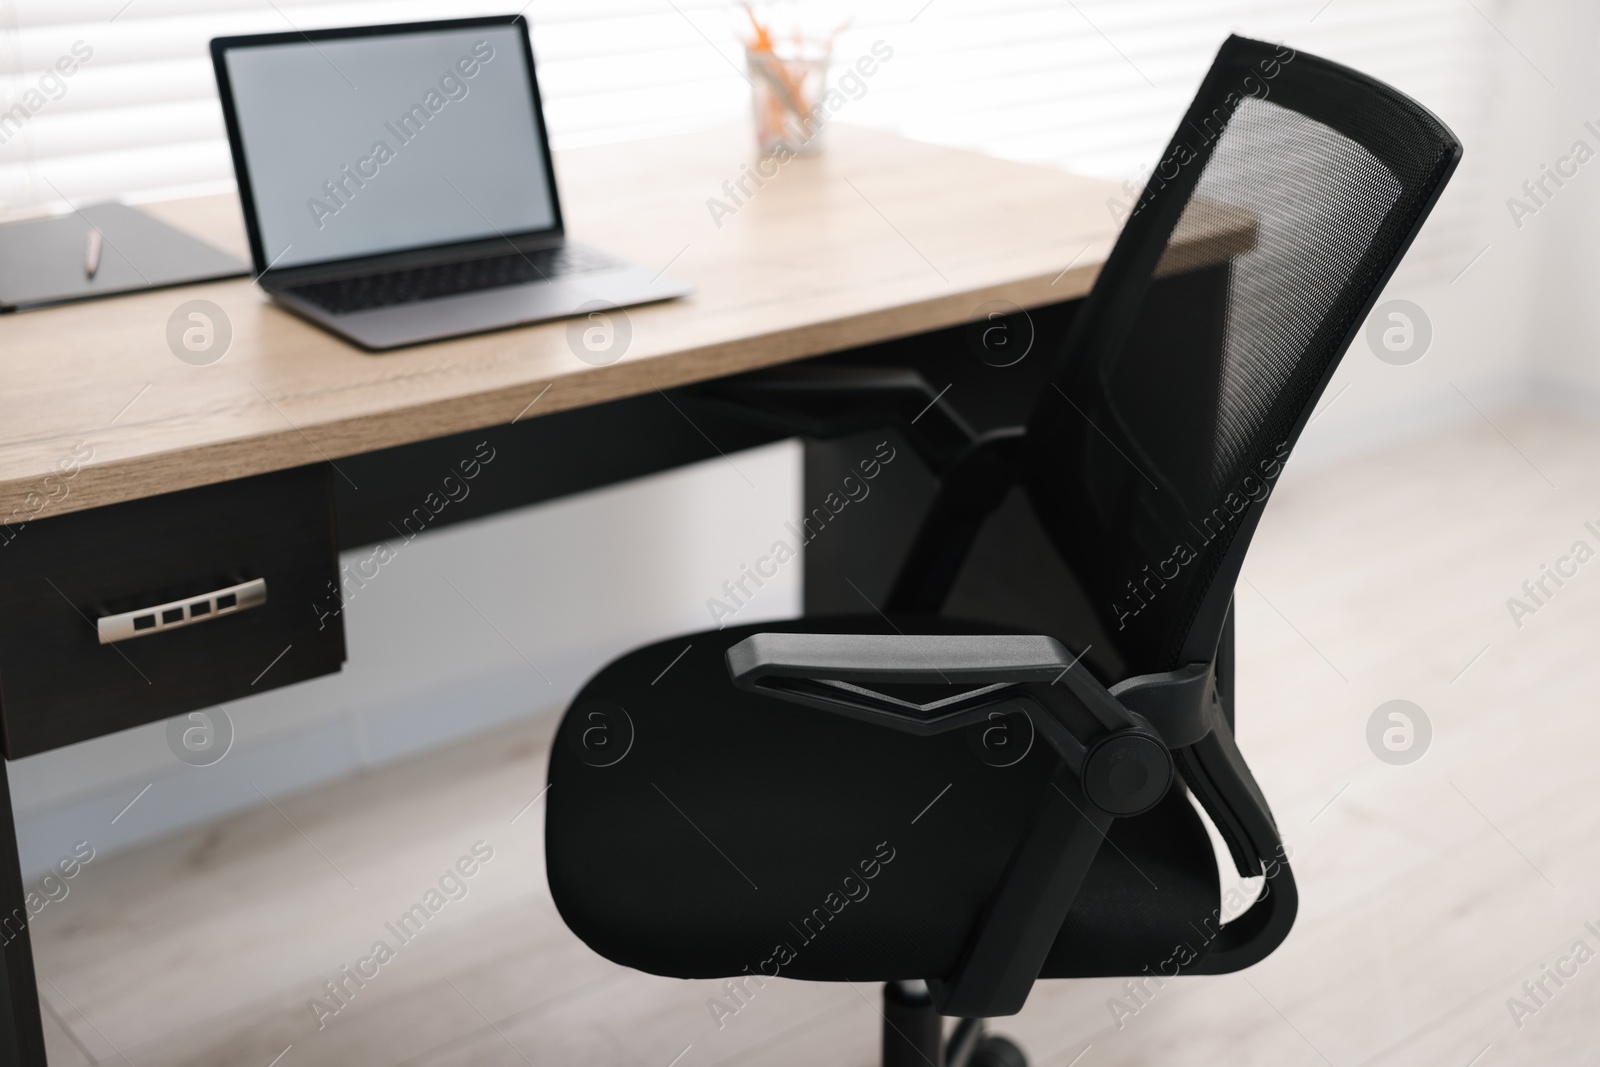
0, 464, 345, 758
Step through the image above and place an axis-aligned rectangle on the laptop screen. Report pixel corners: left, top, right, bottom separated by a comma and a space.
219, 22, 558, 272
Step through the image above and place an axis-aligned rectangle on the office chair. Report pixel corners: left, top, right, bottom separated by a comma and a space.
545, 35, 1460, 1067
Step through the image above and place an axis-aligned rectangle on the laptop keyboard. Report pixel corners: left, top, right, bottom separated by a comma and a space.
285, 245, 620, 315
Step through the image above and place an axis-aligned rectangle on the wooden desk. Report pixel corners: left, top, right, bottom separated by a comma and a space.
0, 124, 1139, 523
0, 123, 1255, 1065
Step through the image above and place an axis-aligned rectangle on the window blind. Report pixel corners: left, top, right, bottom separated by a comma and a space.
0, 0, 1491, 278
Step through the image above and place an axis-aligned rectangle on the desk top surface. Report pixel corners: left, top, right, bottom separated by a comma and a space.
2, 124, 1153, 521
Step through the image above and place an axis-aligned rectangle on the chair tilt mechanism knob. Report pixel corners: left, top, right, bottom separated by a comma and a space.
1081, 728, 1173, 816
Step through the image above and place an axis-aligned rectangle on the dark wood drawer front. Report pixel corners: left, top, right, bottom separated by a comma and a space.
0, 464, 345, 758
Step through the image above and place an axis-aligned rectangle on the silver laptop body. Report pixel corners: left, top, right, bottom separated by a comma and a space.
212, 15, 688, 351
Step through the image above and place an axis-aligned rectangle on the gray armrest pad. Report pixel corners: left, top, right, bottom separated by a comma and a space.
726, 632, 1073, 687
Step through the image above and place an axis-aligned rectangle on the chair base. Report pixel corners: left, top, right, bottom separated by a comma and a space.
882, 982, 1027, 1067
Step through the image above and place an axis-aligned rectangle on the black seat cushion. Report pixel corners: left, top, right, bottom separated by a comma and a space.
546, 616, 1220, 983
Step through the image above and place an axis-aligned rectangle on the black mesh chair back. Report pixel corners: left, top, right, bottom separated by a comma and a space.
1025, 35, 1461, 676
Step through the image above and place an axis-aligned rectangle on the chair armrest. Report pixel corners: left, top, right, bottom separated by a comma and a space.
727, 631, 1073, 687
728, 631, 1131, 734
726, 630, 1294, 1009
691, 364, 977, 472
729, 632, 1288, 870
726, 631, 1171, 819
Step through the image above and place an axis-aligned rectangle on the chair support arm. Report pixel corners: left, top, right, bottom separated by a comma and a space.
727, 630, 1297, 1007
693, 363, 1023, 614
884, 427, 1027, 614
929, 767, 1112, 1017
1120, 653, 1298, 973
690, 364, 978, 472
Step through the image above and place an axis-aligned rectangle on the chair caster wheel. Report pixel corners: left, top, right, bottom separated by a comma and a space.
969, 1034, 1027, 1067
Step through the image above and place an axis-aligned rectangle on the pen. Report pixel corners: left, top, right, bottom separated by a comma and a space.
84, 227, 102, 279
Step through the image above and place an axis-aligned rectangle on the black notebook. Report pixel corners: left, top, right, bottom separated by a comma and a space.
0, 201, 250, 312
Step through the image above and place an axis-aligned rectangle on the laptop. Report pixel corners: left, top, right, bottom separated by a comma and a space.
211, 15, 689, 351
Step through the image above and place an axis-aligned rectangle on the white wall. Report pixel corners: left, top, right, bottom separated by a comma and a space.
10, 441, 803, 876
1289, 0, 1571, 467
1511, 1, 1600, 411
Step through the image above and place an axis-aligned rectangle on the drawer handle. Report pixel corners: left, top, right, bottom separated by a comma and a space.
97, 578, 268, 645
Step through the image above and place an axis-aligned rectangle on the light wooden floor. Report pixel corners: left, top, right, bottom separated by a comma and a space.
31, 409, 1600, 1067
